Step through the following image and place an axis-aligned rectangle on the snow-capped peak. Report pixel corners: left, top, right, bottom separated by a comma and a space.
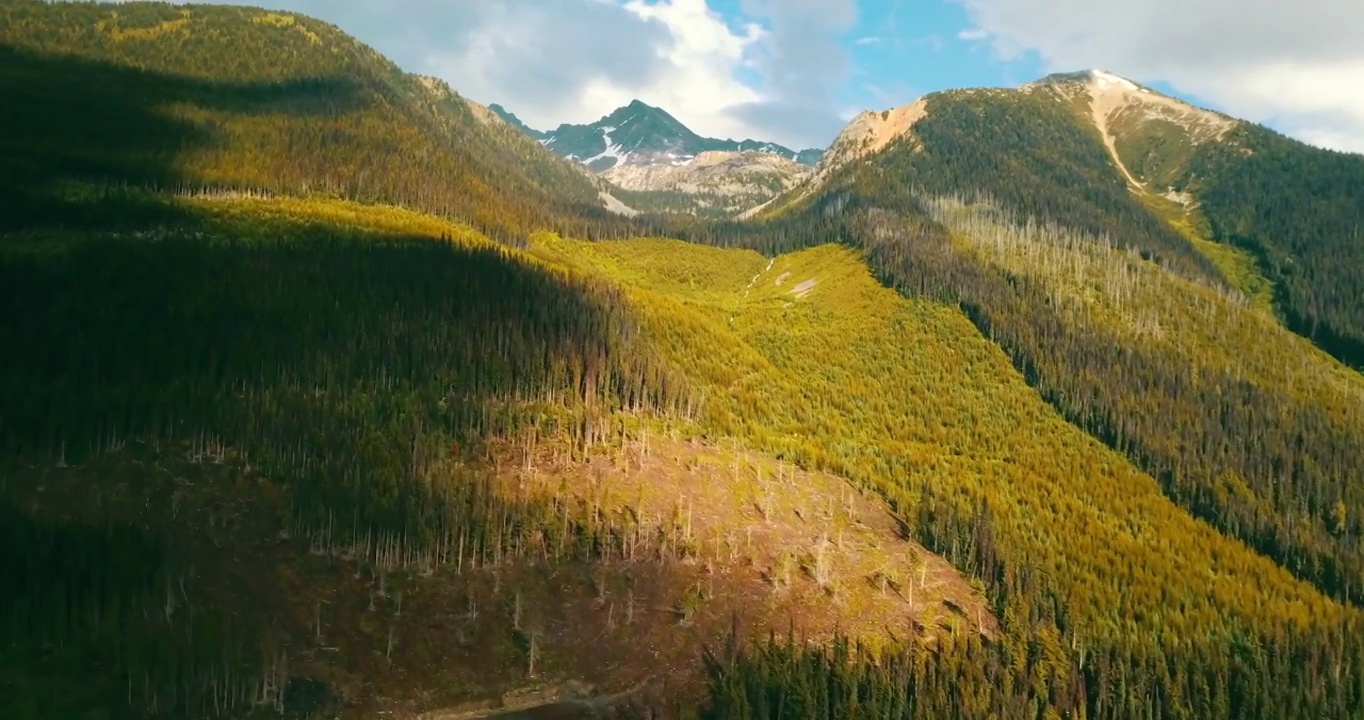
503, 98, 824, 174
1088, 69, 1140, 92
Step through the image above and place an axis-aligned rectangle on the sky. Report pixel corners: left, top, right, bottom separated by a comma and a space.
116, 0, 1364, 153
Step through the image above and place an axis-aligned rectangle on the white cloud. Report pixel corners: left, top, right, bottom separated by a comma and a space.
439, 0, 857, 148
419, 0, 765, 140
908, 34, 945, 51
64, 0, 855, 148
956, 0, 1364, 153
727, 0, 860, 147
610, 0, 766, 137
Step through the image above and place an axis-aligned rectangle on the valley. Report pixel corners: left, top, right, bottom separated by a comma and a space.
1, 2, 1362, 719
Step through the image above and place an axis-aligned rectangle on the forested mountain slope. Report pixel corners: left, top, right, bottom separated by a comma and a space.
705, 80, 1364, 608
539, 234, 1361, 719
4, 191, 1360, 720
1030, 70, 1364, 366
0, 0, 640, 240
1102, 95, 1364, 365
3, 3, 1364, 719
770, 71, 1364, 366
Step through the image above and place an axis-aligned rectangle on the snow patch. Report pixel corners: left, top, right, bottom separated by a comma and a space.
1089, 69, 1139, 92
582, 126, 627, 166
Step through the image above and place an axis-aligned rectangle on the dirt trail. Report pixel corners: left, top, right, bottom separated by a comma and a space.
1088, 89, 1145, 191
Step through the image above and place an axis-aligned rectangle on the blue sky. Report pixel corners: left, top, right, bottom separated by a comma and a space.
160, 0, 1363, 153
821, 0, 1206, 124
831, 0, 1048, 111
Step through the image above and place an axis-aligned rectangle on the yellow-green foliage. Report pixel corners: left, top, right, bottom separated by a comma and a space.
926, 195, 1363, 448
918, 194, 1364, 595
531, 233, 1351, 654
96, 8, 191, 43
1130, 183, 1277, 315
251, 11, 322, 44
3, 195, 1359, 717
1187, 234, 1276, 314
179, 192, 493, 246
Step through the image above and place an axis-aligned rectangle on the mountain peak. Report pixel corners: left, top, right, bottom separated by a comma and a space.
1027, 68, 1236, 146
502, 100, 823, 174
1034, 68, 1142, 92
605, 99, 652, 119
600, 99, 683, 131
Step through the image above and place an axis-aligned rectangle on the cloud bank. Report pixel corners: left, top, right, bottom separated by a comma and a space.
956, 0, 1364, 153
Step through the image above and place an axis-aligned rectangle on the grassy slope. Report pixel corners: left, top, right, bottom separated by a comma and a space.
0, 0, 627, 240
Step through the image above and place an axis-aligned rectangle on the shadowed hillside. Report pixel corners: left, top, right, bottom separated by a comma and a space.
0, 1, 636, 240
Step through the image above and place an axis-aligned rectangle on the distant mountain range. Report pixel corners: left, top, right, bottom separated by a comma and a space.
488, 100, 823, 217
490, 100, 824, 172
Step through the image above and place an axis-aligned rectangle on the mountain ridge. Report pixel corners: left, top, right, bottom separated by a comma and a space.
488, 102, 546, 140
758, 68, 1364, 361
